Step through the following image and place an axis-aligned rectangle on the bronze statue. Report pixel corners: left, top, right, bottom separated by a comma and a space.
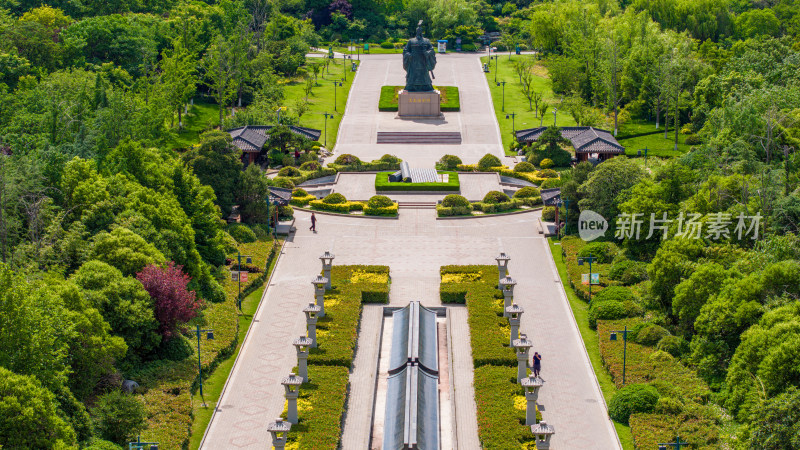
403, 21, 437, 92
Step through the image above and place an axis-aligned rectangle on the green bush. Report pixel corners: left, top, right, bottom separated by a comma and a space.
439, 154, 462, 170
300, 161, 321, 171
657, 336, 689, 357
588, 300, 628, 329
654, 397, 684, 415
374, 171, 460, 191
442, 194, 470, 208
633, 324, 671, 346
593, 286, 635, 304
539, 178, 563, 189
527, 145, 572, 167
292, 188, 308, 197
478, 153, 502, 170
514, 161, 535, 172
278, 205, 294, 220
228, 224, 257, 243
309, 200, 350, 213
685, 135, 702, 145
471, 200, 520, 214
536, 168, 559, 178
367, 195, 394, 208
323, 193, 347, 204
436, 205, 472, 216
482, 190, 511, 204
92, 391, 147, 446
272, 177, 295, 189
334, 154, 361, 165
577, 241, 615, 263
461, 43, 477, 51
542, 206, 555, 221
380, 154, 400, 163
290, 194, 317, 207
608, 384, 659, 425
513, 186, 540, 198
539, 158, 554, 169
609, 259, 649, 285
278, 166, 302, 177
380, 40, 394, 49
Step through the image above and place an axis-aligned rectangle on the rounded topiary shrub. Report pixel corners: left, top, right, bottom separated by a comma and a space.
272, 177, 295, 189
300, 161, 321, 171
228, 224, 257, 244
477, 153, 502, 170
593, 286, 635, 304
657, 335, 689, 357
577, 241, 615, 263
537, 168, 559, 178
292, 188, 309, 197
482, 190, 511, 204
442, 194, 470, 208
334, 154, 361, 165
685, 135, 702, 145
380, 40, 394, 49
380, 154, 400, 163
632, 324, 671, 346
538, 178, 563, 189
655, 397, 684, 415
513, 187, 540, 198
588, 300, 627, 329
278, 166, 302, 177
323, 193, 347, 204
278, 205, 294, 219
608, 384, 659, 425
542, 206, 556, 221
439, 154, 462, 170
514, 161, 535, 172
368, 195, 394, 208
539, 158, 554, 169
609, 260, 649, 285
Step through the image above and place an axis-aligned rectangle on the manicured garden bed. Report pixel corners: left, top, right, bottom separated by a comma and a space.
378, 85, 460, 111
375, 171, 460, 192
440, 265, 536, 448
281, 265, 390, 448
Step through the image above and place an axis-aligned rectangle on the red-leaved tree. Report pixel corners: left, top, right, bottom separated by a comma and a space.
136, 262, 202, 338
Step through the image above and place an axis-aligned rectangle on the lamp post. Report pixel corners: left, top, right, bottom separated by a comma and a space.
321, 112, 334, 148
342, 53, 347, 81
521, 374, 544, 426
530, 421, 555, 450
128, 436, 159, 450
552, 107, 557, 126
496, 81, 506, 112
658, 436, 689, 450
235, 250, 252, 310
267, 418, 291, 450
312, 275, 328, 317
332, 80, 342, 112
495, 252, 510, 287
493, 54, 499, 83
637, 147, 649, 166
506, 112, 517, 133
609, 326, 631, 385
276, 106, 287, 124
577, 255, 597, 303
319, 251, 335, 289
563, 197, 570, 236
282, 372, 303, 424
513, 333, 533, 383
499, 276, 516, 318
293, 336, 313, 381
506, 304, 524, 345
194, 325, 215, 406
303, 302, 322, 348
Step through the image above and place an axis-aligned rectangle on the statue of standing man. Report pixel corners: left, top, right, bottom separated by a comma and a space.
403, 21, 437, 92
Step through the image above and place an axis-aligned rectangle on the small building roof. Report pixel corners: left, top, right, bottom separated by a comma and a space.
268, 187, 293, 206
540, 188, 562, 207
226, 125, 323, 153
515, 126, 625, 154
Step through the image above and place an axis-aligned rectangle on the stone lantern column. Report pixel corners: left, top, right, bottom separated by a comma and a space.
319, 251, 335, 290
311, 275, 328, 317
506, 304, 524, 345
499, 276, 516, 317
513, 334, 532, 383
495, 252, 510, 288
530, 421, 555, 449
267, 417, 292, 449
292, 336, 313, 381
281, 372, 303, 424
521, 374, 544, 425
303, 303, 322, 348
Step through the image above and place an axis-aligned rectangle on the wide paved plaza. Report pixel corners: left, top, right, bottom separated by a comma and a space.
200, 53, 621, 450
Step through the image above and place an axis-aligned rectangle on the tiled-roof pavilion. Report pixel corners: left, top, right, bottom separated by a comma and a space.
515, 126, 625, 162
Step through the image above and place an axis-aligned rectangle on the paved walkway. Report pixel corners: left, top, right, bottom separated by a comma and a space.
331, 172, 511, 202
200, 54, 620, 449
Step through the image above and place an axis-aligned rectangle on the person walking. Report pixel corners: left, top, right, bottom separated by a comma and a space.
309, 212, 317, 232
532, 352, 542, 378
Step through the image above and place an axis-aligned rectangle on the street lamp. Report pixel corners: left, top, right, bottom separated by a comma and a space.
577, 254, 597, 302
496, 81, 506, 112
129, 436, 159, 450
637, 147, 649, 166
506, 112, 517, 133
658, 436, 689, 450
342, 53, 347, 81
552, 107, 557, 126
609, 326, 631, 385
492, 54, 499, 83
332, 81, 343, 112
235, 250, 252, 310
563, 197, 570, 236
194, 325, 215, 406
321, 112, 334, 148
276, 106, 287, 124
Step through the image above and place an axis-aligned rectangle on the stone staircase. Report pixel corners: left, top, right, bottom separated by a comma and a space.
377, 132, 462, 145
398, 201, 437, 209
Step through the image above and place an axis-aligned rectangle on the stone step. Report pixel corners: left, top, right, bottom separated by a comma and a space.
398, 202, 437, 209
377, 132, 462, 145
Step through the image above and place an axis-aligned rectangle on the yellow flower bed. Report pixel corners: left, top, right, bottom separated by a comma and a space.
350, 270, 389, 284
441, 272, 481, 284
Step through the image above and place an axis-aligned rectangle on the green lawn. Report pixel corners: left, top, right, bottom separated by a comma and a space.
188, 241, 283, 450
547, 238, 634, 450
166, 100, 221, 150
375, 170, 460, 191
378, 85, 460, 111
481, 56, 691, 158
283, 58, 356, 149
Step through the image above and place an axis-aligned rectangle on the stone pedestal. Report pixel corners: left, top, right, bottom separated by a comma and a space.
513, 334, 532, 384
282, 373, 303, 424
521, 375, 544, 426
398, 90, 442, 118
312, 276, 328, 317
293, 336, 312, 381
303, 303, 322, 348
267, 418, 291, 449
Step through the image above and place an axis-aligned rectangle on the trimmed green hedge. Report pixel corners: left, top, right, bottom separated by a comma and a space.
378, 85, 461, 111
363, 203, 398, 216
375, 171, 460, 192
283, 365, 349, 449
474, 366, 537, 448
309, 200, 365, 213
